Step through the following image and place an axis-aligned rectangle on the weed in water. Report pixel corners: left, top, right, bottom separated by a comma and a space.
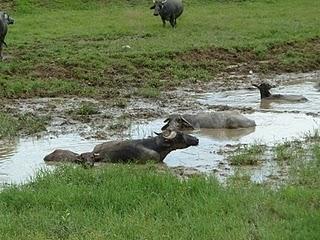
229, 144, 266, 166
274, 141, 305, 163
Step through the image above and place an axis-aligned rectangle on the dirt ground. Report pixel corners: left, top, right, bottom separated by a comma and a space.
2, 70, 319, 140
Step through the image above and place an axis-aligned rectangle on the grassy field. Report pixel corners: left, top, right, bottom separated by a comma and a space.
0, 0, 319, 98
0, 1, 319, 238
0, 136, 319, 239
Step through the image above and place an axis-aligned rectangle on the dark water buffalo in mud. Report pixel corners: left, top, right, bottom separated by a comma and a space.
84, 129, 199, 163
150, 0, 183, 28
0, 11, 14, 60
253, 83, 308, 102
161, 111, 256, 131
44, 149, 94, 167
44, 130, 199, 165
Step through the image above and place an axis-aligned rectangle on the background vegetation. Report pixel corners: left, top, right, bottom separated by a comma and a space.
0, 1, 319, 238
0, 0, 319, 99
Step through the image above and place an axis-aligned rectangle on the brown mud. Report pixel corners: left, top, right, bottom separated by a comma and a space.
0, 71, 319, 186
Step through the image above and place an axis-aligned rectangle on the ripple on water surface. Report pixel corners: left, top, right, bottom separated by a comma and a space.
0, 80, 319, 185
197, 81, 320, 114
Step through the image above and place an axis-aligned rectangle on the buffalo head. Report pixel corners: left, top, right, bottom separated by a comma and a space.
155, 129, 199, 150
161, 115, 194, 131
1, 12, 14, 25
150, 0, 167, 16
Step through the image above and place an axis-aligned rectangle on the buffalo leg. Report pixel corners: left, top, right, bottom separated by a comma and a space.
169, 15, 176, 28
161, 17, 166, 27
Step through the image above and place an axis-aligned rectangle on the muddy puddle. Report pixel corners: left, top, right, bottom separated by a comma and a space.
197, 81, 320, 114
128, 112, 319, 183
0, 75, 319, 186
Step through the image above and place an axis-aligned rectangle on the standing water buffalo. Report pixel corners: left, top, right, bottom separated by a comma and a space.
44, 130, 199, 164
150, 0, 183, 28
253, 83, 308, 102
161, 111, 256, 131
0, 12, 14, 60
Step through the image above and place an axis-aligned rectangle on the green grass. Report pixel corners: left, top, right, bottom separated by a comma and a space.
135, 86, 161, 98
0, 140, 320, 239
229, 144, 266, 165
70, 103, 100, 116
0, 0, 319, 99
274, 141, 305, 163
0, 112, 48, 138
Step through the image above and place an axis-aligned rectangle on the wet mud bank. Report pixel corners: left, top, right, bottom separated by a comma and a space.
0, 71, 319, 185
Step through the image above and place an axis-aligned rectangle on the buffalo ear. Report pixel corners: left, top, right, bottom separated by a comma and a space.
150, 5, 155, 9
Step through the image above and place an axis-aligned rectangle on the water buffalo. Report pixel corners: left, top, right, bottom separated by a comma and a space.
252, 83, 308, 102
0, 11, 14, 60
161, 111, 256, 131
44, 149, 80, 162
84, 129, 199, 163
43, 149, 94, 167
150, 0, 183, 28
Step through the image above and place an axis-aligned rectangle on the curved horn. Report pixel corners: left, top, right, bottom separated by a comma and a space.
180, 116, 194, 129
161, 0, 167, 3
163, 130, 177, 139
154, 132, 161, 136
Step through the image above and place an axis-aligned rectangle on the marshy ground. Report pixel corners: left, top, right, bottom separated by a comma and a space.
0, 0, 320, 239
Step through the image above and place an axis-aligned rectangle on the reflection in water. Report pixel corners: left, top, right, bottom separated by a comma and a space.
197, 81, 320, 113
0, 134, 105, 186
0, 112, 319, 186
0, 140, 18, 161
0, 80, 319, 186
193, 127, 255, 141
129, 112, 320, 183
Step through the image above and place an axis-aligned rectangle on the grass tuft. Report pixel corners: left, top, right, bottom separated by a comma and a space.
229, 144, 266, 166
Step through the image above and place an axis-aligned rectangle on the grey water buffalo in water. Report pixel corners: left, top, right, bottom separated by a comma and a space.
44, 149, 80, 162
0, 12, 14, 60
161, 111, 256, 131
252, 83, 308, 102
44, 149, 94, 167
150, 0, 183, 28
84, 130, 199, 163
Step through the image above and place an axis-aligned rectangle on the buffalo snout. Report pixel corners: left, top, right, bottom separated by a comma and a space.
184, 134, 199, 146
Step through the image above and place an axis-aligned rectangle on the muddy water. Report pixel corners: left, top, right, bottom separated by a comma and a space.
197, 81, 320, 114
128, 112, 319, 182
0, 80, 319, 185
0, 135, 105, 185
